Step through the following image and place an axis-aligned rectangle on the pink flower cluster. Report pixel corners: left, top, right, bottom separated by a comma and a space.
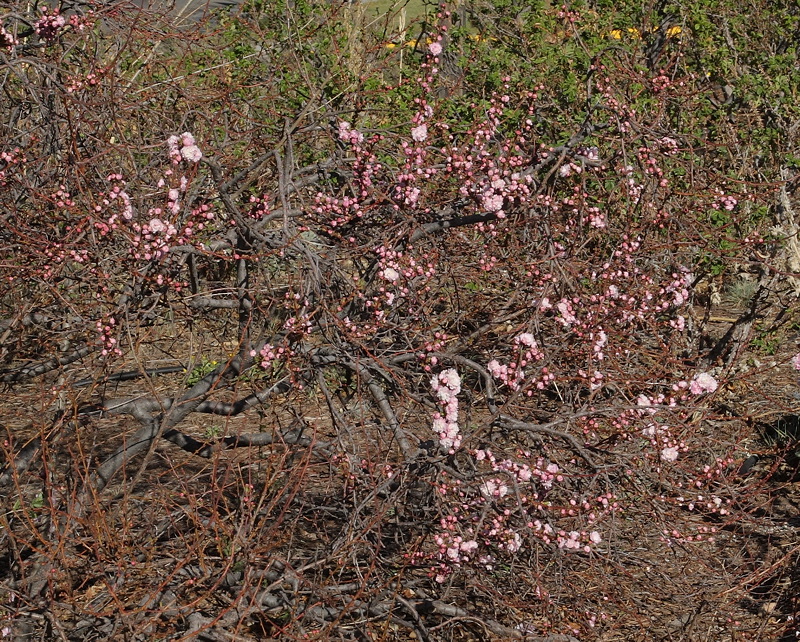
96, 317, 121, 357
393, 93, 437, 209
676, 492, 729, 516
711, 188, 738, 211
326, 125, 379, 205
618, 164, 643, 203
661, 271, 691, 308
337, 121, 364, 146
368, 245, 437, 318
555, 298, 577, 326
415, 332, 448, 371
66, 68, 106, 94
49, 185, 74, 209
556, 529, 602, 552
255, 343, 293, 371
0, 25, 17, 52
475, 448, 560, 490
632, 371, 720, 464
283, 313, 313, 336
658, 136, 679, 155
660, 446, 679, 462
689, 372, 718, 395
480, 478, 509, 498
35, 8, 65, 42
430, 368, 461, 452
134, 217, 178, 260
431, 515, 479, 582
95, 174, 133, 234
660, 525, 718, 545
425, 441, 610, 582
247, 194, 271, 220
411, 123, 428, 143
487, 332, 550, 392
93, 137, 215, 277
168, 132, 202, 164
314, 194, 363, 229
435, 516, 478, 564
634, 391, 686, 462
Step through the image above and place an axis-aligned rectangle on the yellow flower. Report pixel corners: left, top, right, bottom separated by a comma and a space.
666, 25, 682, 38
467, 33, 497, 43
385, 43, 397, 49
610, 28, 640, 40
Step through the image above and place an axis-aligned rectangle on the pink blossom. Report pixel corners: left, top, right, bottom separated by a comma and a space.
167, 135, 181, 163
516, 332, 537, 348
792, 352, 800, 371
482, 193, 504, 213
589, 531, 602, 544
149, 218, 167, 233
118, 190, 133, 220
432, 415, 448, 434
438, 422, 460, 451
431, 369, 461, 451
411, 124, 428, 142
432, 368, 461, 396
486, 359, 507, 380
504, 531, 522, 553
555, 300, 576, 326
460, 539, 478, 554
428, 41, 443, 56
338, 121, 364, 144
480, 479, 509, 498
381, 267, 400, 282
35, 10, 66, 42
689, 372, 718, 395
0, 25, 18, 52
593, 330, 607, 353
661, 446, 679, 462
441, 369, 461, 391
404, 186, 421, 206
637, 394, 656, 414
558, 531, 582, 550
641, 423, 659, 438
180, 145, 202, 163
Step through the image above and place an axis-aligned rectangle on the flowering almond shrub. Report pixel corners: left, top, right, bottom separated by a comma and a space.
1, 0, 799, 639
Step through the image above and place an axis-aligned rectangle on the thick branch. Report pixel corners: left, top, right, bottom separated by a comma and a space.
1, 344, 96, 383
